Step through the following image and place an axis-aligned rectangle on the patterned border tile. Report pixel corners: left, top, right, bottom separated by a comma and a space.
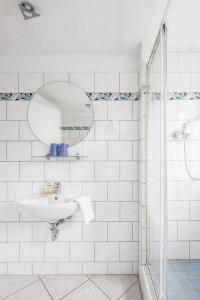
0, 92, 139, 101
87, 92, 139, 101
152, 92, 200, 101
0, 93, 33, 101
168, 92, 200, 100
3, 92, 200, 101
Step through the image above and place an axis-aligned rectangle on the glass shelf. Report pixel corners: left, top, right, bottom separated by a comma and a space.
32, 154, 87, 161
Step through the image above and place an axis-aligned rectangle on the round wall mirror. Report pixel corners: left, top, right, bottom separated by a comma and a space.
28, 81, 94, 146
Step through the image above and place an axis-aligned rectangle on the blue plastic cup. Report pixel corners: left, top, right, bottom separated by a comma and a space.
50, 143, 59, 157
58, 143, 68, 157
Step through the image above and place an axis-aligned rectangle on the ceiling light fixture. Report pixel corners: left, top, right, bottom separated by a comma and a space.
18, 1, 40, 20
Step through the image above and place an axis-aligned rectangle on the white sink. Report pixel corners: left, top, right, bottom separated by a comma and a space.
15, 192, 80, 222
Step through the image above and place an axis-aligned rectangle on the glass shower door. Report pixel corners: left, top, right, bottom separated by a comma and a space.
146, 24, 167, 299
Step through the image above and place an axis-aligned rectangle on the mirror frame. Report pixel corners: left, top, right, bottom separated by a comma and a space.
28, 81, 94, 147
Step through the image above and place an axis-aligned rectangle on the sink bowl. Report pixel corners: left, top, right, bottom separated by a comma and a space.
15, 193, 80, 222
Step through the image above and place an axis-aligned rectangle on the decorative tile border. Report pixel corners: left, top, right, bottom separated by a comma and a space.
0, 92, 139, 101
3, 92, 200, 101
168, 92, 200, 100
60, 126, 90, 131
151, 92, 200, 100
0, 93, 33, 101
87, 92, 139, 101
151, 93, 161, 101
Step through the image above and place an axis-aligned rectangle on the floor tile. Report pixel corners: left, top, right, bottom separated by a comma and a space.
62, 280, 110, 300
91, 275, 138, 300
4, 281, 52, 300
167, 260, 200, 300
41, 275, 88, 300
118, 281, 142, 300
0, 275, 39, 300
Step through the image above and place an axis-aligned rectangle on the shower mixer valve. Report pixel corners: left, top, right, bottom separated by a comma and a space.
172, 121, 191, 140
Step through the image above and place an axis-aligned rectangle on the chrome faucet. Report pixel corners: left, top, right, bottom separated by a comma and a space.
53, 182, 61, 194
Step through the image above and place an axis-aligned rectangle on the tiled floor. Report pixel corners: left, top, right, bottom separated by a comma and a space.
168, 259, 200, 300
0, 274, 142, 300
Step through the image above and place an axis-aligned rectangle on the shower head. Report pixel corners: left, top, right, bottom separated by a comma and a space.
18, 1, 40, 20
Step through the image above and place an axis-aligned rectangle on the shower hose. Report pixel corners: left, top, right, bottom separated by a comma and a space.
183, 139, 200, 181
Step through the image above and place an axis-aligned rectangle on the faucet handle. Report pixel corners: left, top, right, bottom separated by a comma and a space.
53, 182, 61, 194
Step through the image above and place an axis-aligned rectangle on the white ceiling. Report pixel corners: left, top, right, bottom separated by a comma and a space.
0, 0, 157, 54
167, 0, 200, 51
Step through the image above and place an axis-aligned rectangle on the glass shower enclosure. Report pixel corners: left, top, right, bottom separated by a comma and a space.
146, 24, 167, 300
146, 1, 200, 299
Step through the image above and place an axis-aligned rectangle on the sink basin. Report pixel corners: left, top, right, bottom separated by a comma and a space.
15, 192, 80, 222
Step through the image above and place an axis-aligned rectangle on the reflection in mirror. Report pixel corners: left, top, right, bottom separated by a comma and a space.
28, 82, 93, 146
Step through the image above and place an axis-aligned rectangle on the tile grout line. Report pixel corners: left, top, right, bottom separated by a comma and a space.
39, 277, 54, 300
59, 277, 90, 300
116, 279, 140, 300
2, 277, 41, 300
89, 278, 112, 300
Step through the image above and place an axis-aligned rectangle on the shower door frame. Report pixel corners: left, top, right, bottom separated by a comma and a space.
146, 23, 167, 300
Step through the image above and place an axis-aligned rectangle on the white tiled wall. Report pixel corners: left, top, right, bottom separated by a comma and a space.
0, 71, 139, 274
167, 51, 200, 259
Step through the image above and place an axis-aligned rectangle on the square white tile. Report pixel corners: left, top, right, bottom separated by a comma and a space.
70, 73, 94, 92
7, 263, 32, 275
58, 222, 82, 242
108, 182, 132, 202
83, 182, 107, 202
0, 102, 6, 120
95, 202, 119, 221
167, 73, 190, 91
95, 73, 119, 92
0, 142, 6, 161
20, 242, 44, 262
20, 162, 44, 181
83, 141, 107, 160
83, 222, 107, 241
57, 263, 82, 275
108, 141, 132, 160
93, 102, 107, 120
20, 121, 37, 140
7, 182, 32, 202
120, 161, 138, 181
120, 73, 138, 92
0, 162, 19, 181
19, 73, 43, 92
33, 262, 57, 274
95, 121, 119, 140
7, 222, 32, 241
45, 162, 69, 181
95, 161, 119, 181
45, 242, 69, 262
0, 121, 19, 140
0, 243, 19, 262
108, 102, 132, 120
0, 73, 18, 92
7, 141, 31, 161
120, 121, 138, 140
70, 242, 94, 262
70, 161, 94, 181
120, 202, 138, 221
95, 242, 119, 262
120, 242, 138, 261
108, 222, 132, 241
44, 72, 68, 84
7, 102, 29, 120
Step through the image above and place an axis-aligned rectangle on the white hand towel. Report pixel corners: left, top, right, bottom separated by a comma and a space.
74, 194, 94, 224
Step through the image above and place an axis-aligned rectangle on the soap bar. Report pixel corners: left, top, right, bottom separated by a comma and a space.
43, 183, 54, 194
